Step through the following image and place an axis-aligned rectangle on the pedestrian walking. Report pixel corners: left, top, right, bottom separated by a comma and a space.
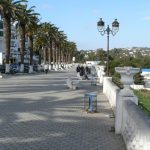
76, 64, 80, 73
80, 65, 85, 76
44, 64, 49, 74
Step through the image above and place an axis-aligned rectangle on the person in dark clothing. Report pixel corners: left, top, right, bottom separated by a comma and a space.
76, 65, 80, 73
84, 73, 89, 80
85, 66, 89, 74
80, 66, 85, 76
84, 66, 89, 80
44, 64, 49, 74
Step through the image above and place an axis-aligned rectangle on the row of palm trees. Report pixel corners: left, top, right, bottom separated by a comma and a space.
34, 22, 77, 71
0, 0, 77, 73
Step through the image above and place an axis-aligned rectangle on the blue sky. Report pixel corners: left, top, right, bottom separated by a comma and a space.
28, 0, 150, 50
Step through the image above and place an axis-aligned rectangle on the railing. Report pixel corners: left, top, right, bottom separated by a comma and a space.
103, 74, 150, 150
122, 100, 150, 150
103, 77, 120, 113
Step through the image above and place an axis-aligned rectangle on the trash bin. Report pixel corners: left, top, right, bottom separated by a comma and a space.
84, 93, 97, 112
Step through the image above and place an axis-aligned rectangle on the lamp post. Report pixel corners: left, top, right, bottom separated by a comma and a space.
97, 18, 119, 76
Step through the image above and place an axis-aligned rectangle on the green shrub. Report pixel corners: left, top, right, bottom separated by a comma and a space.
134, 90, 150, 116
133, 72, 145, 85
112, 72, 123, 89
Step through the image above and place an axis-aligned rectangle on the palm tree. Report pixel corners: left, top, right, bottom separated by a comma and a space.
33, 21, 77, 71
48, 24, 60, 70
39, 22, 50, 64
26, 15, 39, 73
52, 29, 67, 70
41, 23, 59, 70
57, 31, 67, 68
16, 4, 38, 72
51, 26, 59, 70
43, 23, 57, 70
33, 29, 44, 66
66, 41, 77, 64
33, 22, 51, 69
0, 0, 27, 73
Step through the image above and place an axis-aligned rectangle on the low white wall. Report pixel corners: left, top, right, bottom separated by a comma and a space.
130, 84, 144, 90
130, 83, 150, 91
103, 77, 150, 150
94, 65, 105, 84
103, 77, 120, 113
122, 100, 150, 150
145, 80, 150, 88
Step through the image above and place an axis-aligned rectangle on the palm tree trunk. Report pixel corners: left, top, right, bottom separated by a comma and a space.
48, 47, 51, 63
3, 16, 11, 73
56, 45, 58, 65
48, 39, 52, 70
29, 35, 33, 73
43, 47, 46, 64
66, 52, 69, 64
48, 47, 51, 70
52, 42, 55, 69
38, 46, 42, 65
64, 54, 66, 63
69, 54, 72, 64
29, 35, 33, 65
20, 25, 25, 64
59, 45, 61, 64
20, 24, 25, 72
61, 48, 64, 64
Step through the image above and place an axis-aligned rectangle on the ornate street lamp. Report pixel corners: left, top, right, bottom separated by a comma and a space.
97, 18, 119, 76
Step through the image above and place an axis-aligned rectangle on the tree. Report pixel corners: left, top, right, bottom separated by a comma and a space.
75, 51, 85, 63
47, 24, 60, 69
16, 4, 38, 72
34, 22, 59, 68
34, 23, 48, 65
134, 72, 145, 85
96, 49, 107, 63
109, 56, 146, 85
66, 41, 77, 63
26, 14, 39, 73
57, 31, 67, 66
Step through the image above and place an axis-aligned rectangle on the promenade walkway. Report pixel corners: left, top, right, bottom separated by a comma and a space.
0, 68, 126, 150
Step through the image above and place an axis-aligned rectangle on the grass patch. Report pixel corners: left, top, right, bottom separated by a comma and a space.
134, 90, 150, 116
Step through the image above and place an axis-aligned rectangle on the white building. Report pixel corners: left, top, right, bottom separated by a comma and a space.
0, 20, 20, 65
86, 61, 100, 66
0, 20, 4, 64
0, 19, 31, 65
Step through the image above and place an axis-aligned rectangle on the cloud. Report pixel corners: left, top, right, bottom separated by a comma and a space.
92, 9, 100, 15
143, 16, 150, 20
31, 2, 54, 13
36, 3, 53, 10
42, 3, 52, 9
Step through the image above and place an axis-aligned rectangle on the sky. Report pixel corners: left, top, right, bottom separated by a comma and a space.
28, 0, 150, 50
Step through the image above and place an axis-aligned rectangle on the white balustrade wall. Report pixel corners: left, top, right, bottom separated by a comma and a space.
122, 100, 150, 150
102, 75, 150, 150
103, 77, 120, 113
95, 65, 105, 84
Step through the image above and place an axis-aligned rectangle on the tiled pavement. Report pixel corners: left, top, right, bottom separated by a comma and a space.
0, 69, 126, 150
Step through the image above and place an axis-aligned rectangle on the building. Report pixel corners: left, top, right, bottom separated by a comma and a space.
0, 19, 4, 64
86, 61, 100, 66
0, 18, 31, 65
0, 20, 20, 65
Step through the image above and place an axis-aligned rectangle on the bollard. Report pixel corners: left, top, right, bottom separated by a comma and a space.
84, 93, 97, 112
